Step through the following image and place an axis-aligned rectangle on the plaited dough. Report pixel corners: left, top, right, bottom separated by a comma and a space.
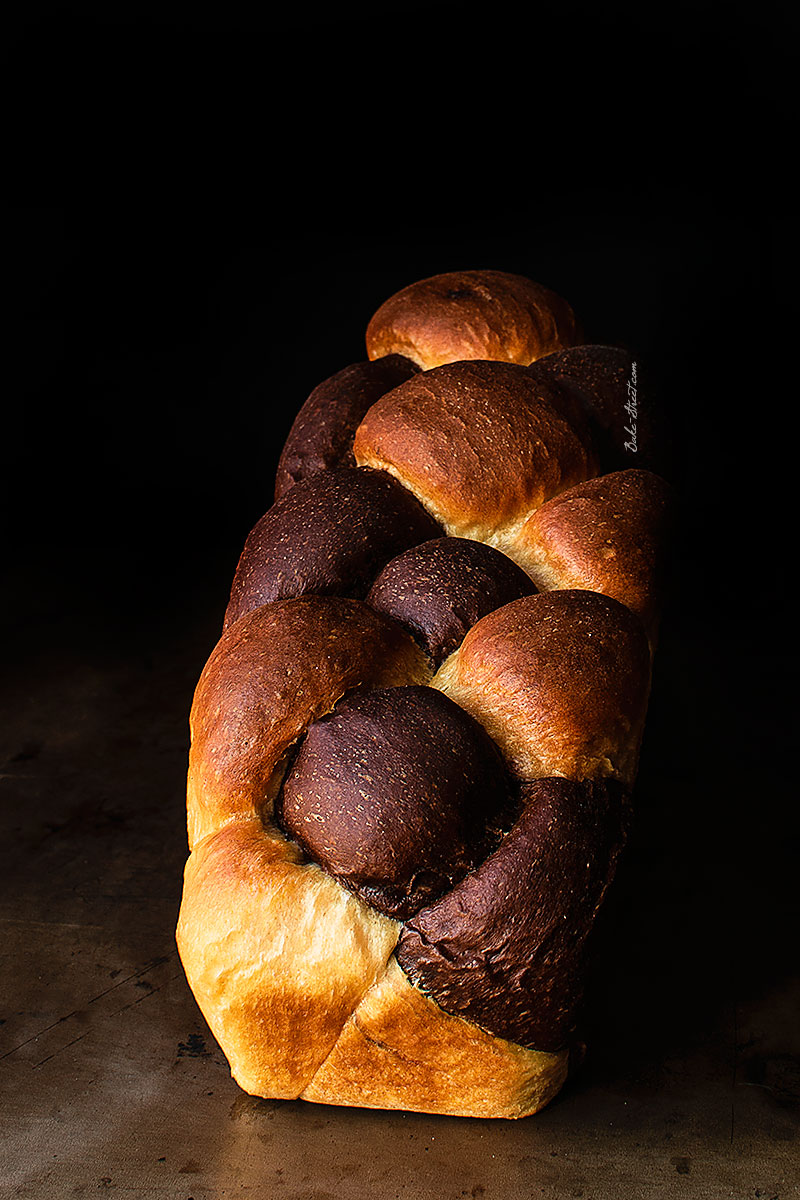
177, 267, 671, 1120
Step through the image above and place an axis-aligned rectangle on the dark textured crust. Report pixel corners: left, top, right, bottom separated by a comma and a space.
434, 590, 651, 785
396, 777, 631, 1052
353, 361, 597, 541
365, 269, 580, 370
223, 467, 442, 631
187, 597, 430, 849
529, 345, 666, 475
274, 355, 419, 501
277, 686, 515, 920
515, 469, 674, 644
366, 537, 536, 668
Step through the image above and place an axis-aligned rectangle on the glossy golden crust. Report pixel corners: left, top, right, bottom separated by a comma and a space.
187, 596, 430, 849
433, 590, 651, 785
301, 958, 568, 1118
365, 269, 580, 370
178, 822, 567, 1118
176, 819, 400, 1099
353, 360, 596, 545
511, 469, 674, 643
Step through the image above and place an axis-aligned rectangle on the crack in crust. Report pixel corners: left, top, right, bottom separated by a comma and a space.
176, 816, 401, 1099
300, 957, 568, 1118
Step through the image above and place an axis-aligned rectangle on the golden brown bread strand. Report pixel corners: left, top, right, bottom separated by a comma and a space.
365, 269, 581, 369
352, 359, 598, 548
177, 268, 672, 1119
433, 590, 651, 785
513, 469, 672, 647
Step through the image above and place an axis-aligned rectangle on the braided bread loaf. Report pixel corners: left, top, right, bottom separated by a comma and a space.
176, 269, 672, 1119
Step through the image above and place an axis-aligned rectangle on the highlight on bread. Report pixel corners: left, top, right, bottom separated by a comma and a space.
176, 268, 673, 1119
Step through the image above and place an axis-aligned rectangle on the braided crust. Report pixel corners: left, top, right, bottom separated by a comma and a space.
187, 597, 429, 849
177, 269, 671, 1119
176, 818, 399, 1098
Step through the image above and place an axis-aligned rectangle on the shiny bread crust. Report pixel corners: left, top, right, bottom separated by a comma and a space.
433, 590, 651, 785
513, 469, 674, 645
177, 268, 672, 1119
353, 360, 597, 547
365, 269, 580, 369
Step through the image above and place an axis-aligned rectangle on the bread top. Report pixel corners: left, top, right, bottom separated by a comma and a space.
277, 684, 515, 920
365, 269, 580, 369
529, 344, 631, 428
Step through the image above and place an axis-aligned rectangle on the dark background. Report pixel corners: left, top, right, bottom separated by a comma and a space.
6, 0, 794, 635
4, 0, 798, 1180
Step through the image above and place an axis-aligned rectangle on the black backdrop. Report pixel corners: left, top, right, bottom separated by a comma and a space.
7, 0, 793, 625
5, 0, 797, 1110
